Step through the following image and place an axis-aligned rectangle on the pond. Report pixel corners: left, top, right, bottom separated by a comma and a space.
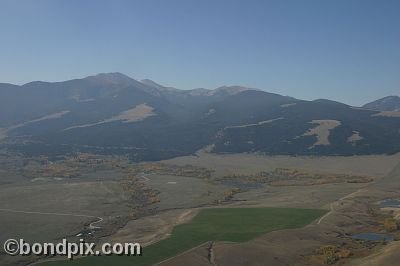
380, 199, 400, 208
352, 233, 394, 242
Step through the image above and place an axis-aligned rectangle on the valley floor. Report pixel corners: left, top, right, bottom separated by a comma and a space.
1, 152, 400, 265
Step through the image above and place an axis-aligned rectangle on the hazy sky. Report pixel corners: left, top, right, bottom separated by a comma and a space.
1, 0, 399, 105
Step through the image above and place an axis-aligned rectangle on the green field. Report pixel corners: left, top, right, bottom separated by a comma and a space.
42, 207, 326, 266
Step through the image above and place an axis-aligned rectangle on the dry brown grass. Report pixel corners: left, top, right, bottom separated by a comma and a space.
0, 128, 7, 140
347, 131, 364, 144
349, 241, 400, 265
0, 111, 70, 140
372, 111, 400, 117
383, 218, 398, 232
164, 152, 400, 178
100, 209, 198, 247
108, 103, 155, 123
65, 103, 155, 130
224, 117, 283, 129
302, 119, 341, 147
280, 103, 297, 107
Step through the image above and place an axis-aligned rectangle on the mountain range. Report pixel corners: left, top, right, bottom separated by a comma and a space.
0, 73, 399, 161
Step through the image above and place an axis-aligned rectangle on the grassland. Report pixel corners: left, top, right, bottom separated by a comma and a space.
43, 207, 326, 266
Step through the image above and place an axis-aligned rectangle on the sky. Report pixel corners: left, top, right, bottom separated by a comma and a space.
0, 0, 399, 105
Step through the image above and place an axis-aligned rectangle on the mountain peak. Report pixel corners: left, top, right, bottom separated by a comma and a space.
313, 99, 349, 106
85, 72, 139, 87
381, 95, 400, 102
214, 85, 254, 95
140, 79, 180, 94
140, 79, 164, 89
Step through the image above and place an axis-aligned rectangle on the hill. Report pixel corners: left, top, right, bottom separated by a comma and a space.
363, 96, 400, 111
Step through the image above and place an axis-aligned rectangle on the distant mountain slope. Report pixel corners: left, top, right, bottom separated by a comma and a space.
213, 100, 400, 156
1, 73, 400, 160
363, 96, 400, 111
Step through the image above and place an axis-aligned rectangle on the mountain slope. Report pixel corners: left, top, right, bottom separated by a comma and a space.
1, 73, 400, 161
363, 96, 400, 111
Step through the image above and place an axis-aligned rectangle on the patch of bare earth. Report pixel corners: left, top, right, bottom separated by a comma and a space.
381, 207, 400, 219
220, 168, 373, 187
371, 111, 400, 117
280, 103, 297, 107
347, 131, 363, 145
65, 103, 156, 130
302, 119, 341, 147
99, 209, 198, 247
25, 111, 71, 123
0, 111, 70, 140
224, 117, 284, 129
165, 152, 400, 178
109, 103, 156, 123
0, 128, 7, 141
348, 241, 400, 265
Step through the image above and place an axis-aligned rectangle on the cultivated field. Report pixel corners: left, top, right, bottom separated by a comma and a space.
42, 208, 326, 266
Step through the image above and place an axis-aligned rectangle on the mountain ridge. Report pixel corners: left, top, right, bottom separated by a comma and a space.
1, 73, 399, 161
363, 96, 400, 112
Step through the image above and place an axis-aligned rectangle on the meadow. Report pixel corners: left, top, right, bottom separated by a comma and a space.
43, 207, 326, 266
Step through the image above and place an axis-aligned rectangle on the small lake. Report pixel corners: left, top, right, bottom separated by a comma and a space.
352, 233, 394, 242
380, 199, 400, 208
